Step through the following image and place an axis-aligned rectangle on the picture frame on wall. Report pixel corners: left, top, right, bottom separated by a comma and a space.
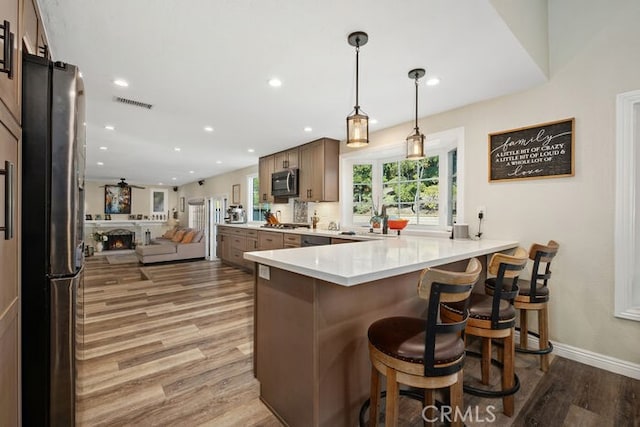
150, 188, 168, 216
104, 185, 132, 214
232, 184, 240, 204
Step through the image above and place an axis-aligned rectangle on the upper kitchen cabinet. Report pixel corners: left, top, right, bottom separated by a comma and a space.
22, 0, 48, 58
258, 155, 275, 204
0, 0, 21, 123
274, 147, 299, 171
299, 138, 339, 202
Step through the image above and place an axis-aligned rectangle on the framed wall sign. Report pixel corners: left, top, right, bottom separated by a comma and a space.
488, 118, 575, 182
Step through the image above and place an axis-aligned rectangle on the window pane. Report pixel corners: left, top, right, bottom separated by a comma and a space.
353, 164, 373, 218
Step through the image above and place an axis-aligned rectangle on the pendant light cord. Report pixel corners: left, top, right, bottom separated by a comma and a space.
414, 73, 419, 132
355, 44, 360, 111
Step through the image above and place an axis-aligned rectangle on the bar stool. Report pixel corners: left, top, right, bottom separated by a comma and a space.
365, 258, 482, 427
440, 248, 528, 417
486, 240, 559, 372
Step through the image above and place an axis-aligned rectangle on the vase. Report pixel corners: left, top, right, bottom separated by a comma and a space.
370, 215, 382, 228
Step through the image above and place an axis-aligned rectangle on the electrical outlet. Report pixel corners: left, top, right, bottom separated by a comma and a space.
476, 206, 486, 218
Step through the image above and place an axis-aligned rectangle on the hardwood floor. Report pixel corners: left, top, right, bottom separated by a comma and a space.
77, 256, 280, 426
77, 255, 639, 426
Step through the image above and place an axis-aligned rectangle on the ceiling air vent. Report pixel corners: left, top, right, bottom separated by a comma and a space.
113, 96, 153, 110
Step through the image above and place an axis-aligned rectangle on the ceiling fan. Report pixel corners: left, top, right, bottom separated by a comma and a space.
99, 178, 146, 189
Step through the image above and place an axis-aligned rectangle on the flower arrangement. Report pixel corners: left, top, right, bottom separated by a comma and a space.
93, 231, 108, 243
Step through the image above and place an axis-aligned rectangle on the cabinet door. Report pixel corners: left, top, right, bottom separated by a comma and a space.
274, 148, 299, 171
0, 0, 20, 122
0, 120, 19, 427
299, 141, 323, 201
258, 231, 283, 250
258, 155, 274, 203
22, 0, 38, 54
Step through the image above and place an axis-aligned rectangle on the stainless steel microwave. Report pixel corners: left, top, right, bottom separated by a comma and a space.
271, 169, 298, 197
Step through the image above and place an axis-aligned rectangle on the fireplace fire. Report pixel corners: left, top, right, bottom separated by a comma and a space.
104, 229, 135, 250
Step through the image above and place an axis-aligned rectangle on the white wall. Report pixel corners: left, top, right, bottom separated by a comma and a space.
344, 0, 640, 364
84, 181, 178, 221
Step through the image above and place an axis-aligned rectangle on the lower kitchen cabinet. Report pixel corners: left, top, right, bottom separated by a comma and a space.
283, 233, 301, 248
258, 230, 284, 250
217, 226, 257, 271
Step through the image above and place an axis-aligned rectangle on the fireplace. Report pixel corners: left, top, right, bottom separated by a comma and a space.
104, 229, 135, 250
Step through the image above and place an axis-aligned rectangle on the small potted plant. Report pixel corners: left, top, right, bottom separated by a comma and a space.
370, 203, 383, 228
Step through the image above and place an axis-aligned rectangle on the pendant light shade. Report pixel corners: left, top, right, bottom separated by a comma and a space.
346, 31, 369, 148
406, 68, 426, 159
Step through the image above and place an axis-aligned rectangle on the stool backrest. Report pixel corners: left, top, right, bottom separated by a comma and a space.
417, 257, 482, 376
487, 247, 528, 329
528, 240, 559, 302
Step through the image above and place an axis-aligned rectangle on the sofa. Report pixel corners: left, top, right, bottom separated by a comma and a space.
135, 228, 206, 264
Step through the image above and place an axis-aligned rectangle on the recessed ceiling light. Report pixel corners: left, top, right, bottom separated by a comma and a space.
96, 161, 104, 166
247, 148, 255, 153
304, 127, 312, 132
104, 125, 115, 130
113, 79, 129, 87
171, 177, 177, 181
174, 147, 181, 152
216, 160, 222, 164
204, 126, 214, 132
426, 77, 440, 86
268, 78, 282, 87
99, 146, 108, 150
189, 170, 195, 174
370, 119, 379, 125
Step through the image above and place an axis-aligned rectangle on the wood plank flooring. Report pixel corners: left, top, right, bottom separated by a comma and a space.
77, 256, 280, 426
77, 255, 639, 426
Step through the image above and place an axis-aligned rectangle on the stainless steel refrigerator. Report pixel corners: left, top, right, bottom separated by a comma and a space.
21, 53, 86, 426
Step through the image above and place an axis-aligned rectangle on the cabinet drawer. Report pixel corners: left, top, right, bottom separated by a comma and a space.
229, 248, 244, 264
230, 236, 245, 250
246, 229, 258, 238
283, 234, 301, 248
331, 238, 355, 245
258, 231, 284, 250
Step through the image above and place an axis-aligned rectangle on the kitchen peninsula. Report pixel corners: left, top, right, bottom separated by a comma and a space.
243, 236, 518, 426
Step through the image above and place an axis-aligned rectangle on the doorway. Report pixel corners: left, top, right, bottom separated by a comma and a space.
206, 195, 228, 260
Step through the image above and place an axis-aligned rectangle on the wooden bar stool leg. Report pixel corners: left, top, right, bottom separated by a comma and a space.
423, 389, 435, 427
519, 308, 528, 349
385, 368, 399, 427
369, 366, 380, 427
539, 306, 550, 372
502, 328, 515, 416
450, 371, 464, 427
481, 337, 491, 385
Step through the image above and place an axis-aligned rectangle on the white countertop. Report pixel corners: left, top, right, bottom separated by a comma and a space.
244, 235, 518, 286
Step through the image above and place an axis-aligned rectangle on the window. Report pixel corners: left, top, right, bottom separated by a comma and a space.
247, 174, 270, 221
342, 127, 464, 230
615, 89, 640, 321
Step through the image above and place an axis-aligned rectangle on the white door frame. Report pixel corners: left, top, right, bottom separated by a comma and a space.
206, 194, 228, 260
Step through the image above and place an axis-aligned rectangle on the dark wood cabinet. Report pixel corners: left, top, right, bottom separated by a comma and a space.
258, 155, 274, 204
0, 0, 21, 123
298, 138, 339, 202
283, 233, 301, 248
217, 226, 257, 271
274, 147, 299, 171
258, 230, 284, 250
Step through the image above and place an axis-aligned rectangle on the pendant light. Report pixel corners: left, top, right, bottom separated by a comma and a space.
346, 31, 369, 148
406, 68, 426, 159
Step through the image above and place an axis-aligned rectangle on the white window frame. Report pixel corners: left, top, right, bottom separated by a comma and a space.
246, 173, 258, 222
615, 89, 640, 321
340, 127, 465, 231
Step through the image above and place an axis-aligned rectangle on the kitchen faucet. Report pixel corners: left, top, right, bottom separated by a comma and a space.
381, 205, 388, 234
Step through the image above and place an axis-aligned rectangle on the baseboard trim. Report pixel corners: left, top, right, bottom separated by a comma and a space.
514, 331, 640, 380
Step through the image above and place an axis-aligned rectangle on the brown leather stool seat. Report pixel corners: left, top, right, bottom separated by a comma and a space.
486, 278, 550, 303
365, 258, 482, 427
441, 293, 516, 322
368, 317, 464, 365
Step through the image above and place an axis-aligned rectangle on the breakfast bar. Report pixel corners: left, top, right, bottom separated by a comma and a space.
244, 236, 518, 426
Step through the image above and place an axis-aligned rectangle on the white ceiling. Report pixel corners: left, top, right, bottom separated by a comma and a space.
38, 0, 546, 187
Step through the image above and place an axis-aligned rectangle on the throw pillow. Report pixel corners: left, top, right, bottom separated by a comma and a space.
163, 228, 176, 239
193, 230, 204, 243
181, 230, 196, 243
172, 229, 186, 242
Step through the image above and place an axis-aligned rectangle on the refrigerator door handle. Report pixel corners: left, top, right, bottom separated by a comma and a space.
1, 160, 14, 240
